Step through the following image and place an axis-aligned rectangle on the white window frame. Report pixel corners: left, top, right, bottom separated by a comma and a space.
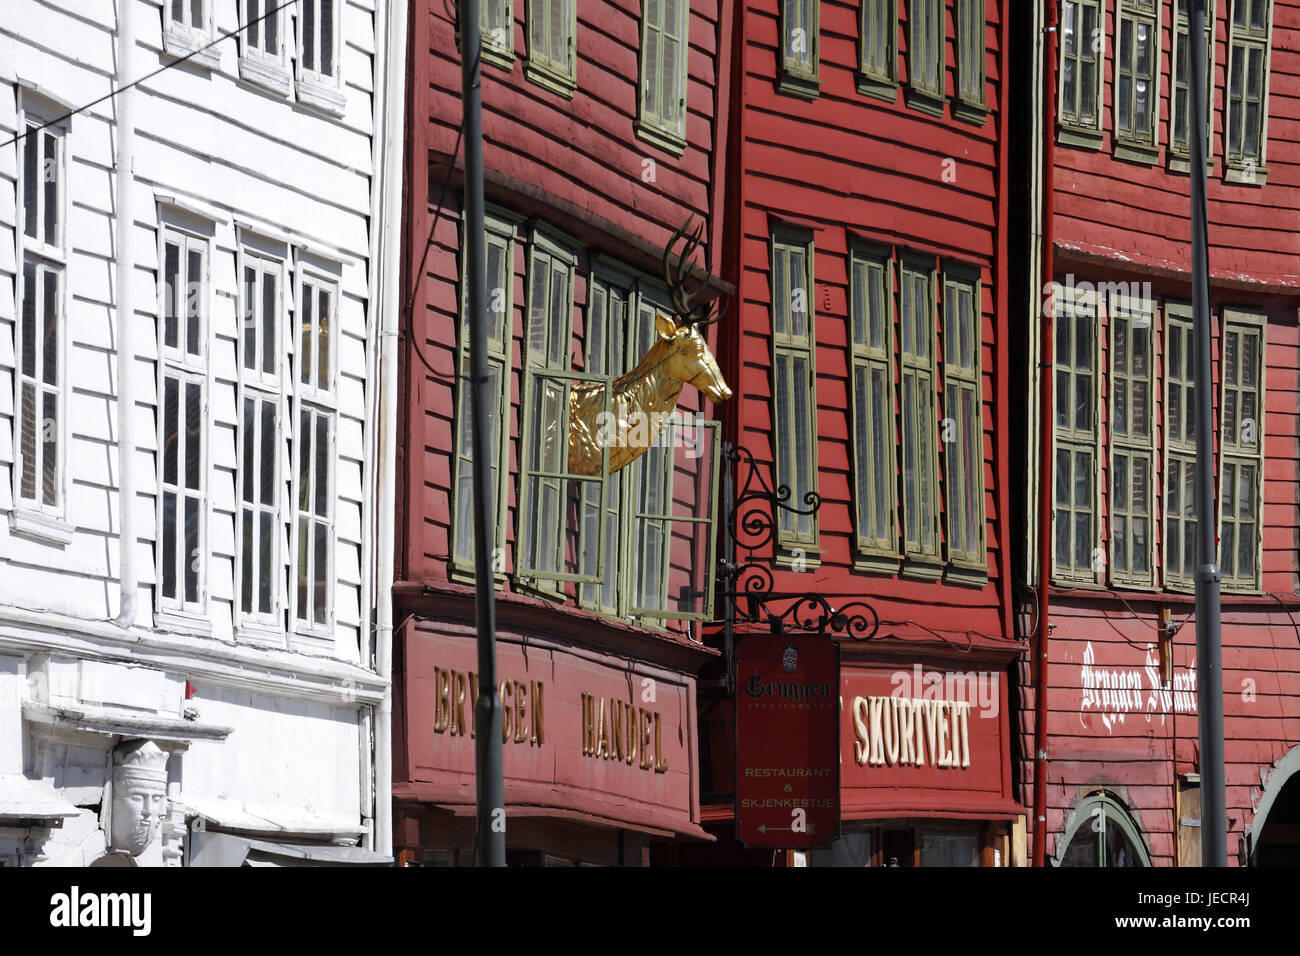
295, 0, 346, 114
162, 0, 222, 69
636, 0, 691, 152
235, 239, 287, 636
239, 0, 292, 96
11, 94, 70, 541
155, 224, 211, 620
1224, 0, 1273, 184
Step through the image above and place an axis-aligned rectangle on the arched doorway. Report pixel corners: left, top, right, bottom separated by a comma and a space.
1055, 791, 1152, 867
1251, 747, 1300, 866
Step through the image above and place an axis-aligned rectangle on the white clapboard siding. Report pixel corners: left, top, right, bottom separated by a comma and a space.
0, 0, 379, 660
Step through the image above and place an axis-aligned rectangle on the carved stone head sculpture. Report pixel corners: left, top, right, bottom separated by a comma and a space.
109, 739, 168, 857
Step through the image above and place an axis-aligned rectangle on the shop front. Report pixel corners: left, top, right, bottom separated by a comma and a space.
392, 617, 711, 867
809, 654, 1023, 868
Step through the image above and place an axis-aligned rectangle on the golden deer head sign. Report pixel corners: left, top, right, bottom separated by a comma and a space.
568, 219, 732, 477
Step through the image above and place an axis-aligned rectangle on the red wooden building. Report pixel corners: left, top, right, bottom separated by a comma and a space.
1017, 0, 1300, 866
392, 0, 739, 865
661, 0, 1025, 867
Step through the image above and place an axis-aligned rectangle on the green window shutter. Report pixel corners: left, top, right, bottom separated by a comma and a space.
1218, 310, 1266, 590
1108, 295, 1155, 587
1163, 303, 1197, 587
941, 266, 984, 572
452, 216, 515, 574
1052, 289, 1100, 582
900, 258, 939, 568
849, 246, 897, 561
771, 231, 818, 553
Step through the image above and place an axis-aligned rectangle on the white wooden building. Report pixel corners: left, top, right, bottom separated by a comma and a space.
0, 0, 405, 866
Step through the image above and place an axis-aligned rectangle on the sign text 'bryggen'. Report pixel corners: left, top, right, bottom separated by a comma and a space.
851, 695, 973, 769
432, 666, 545, 745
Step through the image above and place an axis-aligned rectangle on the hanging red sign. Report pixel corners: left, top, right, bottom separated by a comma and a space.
735, 635, 841, 848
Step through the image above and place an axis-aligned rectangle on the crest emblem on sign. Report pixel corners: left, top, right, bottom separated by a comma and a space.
782, 645, 798, 673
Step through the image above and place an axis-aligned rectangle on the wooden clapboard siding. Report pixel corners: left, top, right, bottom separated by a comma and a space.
727, 0, 1011, 651
0, 0, 379, 663
401, 0, 732, 651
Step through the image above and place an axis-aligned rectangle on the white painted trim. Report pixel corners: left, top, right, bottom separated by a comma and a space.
154, 190, 231, 227
0, 606, 388, 705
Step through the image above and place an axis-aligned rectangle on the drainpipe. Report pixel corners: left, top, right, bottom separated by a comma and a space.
1032, 0, 1058, 868
373, 0, 410, 860
114, 0, 137, 628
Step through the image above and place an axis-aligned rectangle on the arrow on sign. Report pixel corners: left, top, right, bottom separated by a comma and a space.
757, 824, 816, 834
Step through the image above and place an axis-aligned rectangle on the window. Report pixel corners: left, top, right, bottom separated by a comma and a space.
780, 0, 820, 96
163, 0, 220, 67
771, 231, 818, 558
907, 0, 945, 104
517, 230, 607, 586
240, 0, 290, 95
848, 247, 896, 563
167, 0, 206, 32
157, 229, 208, 613
1060, 0, 1103, 137
859, 0, 897, 98
1053, 290, 1099, 582
1109, 295, 1154, 586
1163, 304, 1197, 586
1225, 0, 1272, 182
293, 271, 336, 630
1115, 0, 1160, 154
1218, 311, 1265, 590
15, 109, 66, 519
526, 0, 576, 94
638, 0, 690, 148
899, 257, 939, 568
482, 0, 515, 64
297, 0, 345, 112
942, 267, 984, 574
955, 0, 986, 115
1057, 793, 1152, 867
237, 248, 284, 626
452, 214, 515, 575
1171, 0, 1215, 161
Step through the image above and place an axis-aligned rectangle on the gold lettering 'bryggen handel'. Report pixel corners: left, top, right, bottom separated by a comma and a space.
581, 694, 669, 773
431, 666, 545, 746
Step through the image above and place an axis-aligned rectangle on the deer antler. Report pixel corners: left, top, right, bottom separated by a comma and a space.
663, 216, 727, 329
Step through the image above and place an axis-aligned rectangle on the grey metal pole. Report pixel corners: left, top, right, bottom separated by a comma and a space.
461, 0, 506, 867
1187, 0, 1227, 868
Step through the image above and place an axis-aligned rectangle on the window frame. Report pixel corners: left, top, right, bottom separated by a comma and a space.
1163, 302, 1198, 590
481, 0, 517, 67
898, 254, 941, 575
525, 0, 578, 97
858, 0, 898, 101
234, 239, 288, 636
906, 0, 947, 114
1169, 0, 1216, 170
1217, 308, 1266, 592
1107, 292, 1157, 588
1224, 0, 1273, 184
940, 262, 986, 580
954, 0, 988, 123
1051, 284, 1102, 585
1058, 0, 1105, 146
12, 97, 70, 533
1056, 792, 1153, 867
1113, 0, 1162, 161
290, 259, 340, 638
450, 209, 518, 584
162, 0, 222, 69
155, 224, 211, 620
239, 0, 292, 96
847, 242, 898, 569
637, 0, 691, 152
769, 226, 820, 565
779, 0, 821, 98
295, 0, 346, 114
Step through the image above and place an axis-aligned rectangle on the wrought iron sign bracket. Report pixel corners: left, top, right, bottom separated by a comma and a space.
717, 442, 880, 694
